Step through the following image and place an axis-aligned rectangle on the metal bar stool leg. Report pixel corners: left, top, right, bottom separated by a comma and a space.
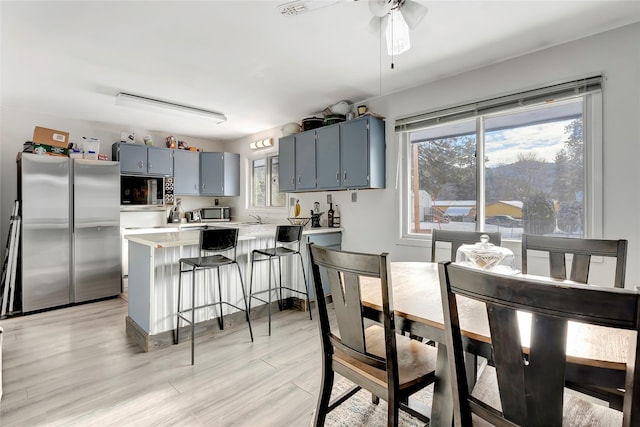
216, 267, 224, 330
268, 256, 273, 336
235, 262, 254, 342
191, 266, 196, 366
277, 257, 284, 311
297, 252, 312, 320
248, 252, 255, 315
175, 261, 183, 345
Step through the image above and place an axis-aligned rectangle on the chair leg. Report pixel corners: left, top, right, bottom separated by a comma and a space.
216, 268, 224, 330
313, 360, 334, 427
268, 257, 273, 336
277, 257, 284, 311
235, 262, 253, 342
191, 266, 196, 366
388, 396, 399, 427
297, 252, 312, 320
174, 262, 183, 345
248, 253, 255, 315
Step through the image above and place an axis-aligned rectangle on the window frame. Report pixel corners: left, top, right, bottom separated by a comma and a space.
398, 91, 603, 245
248, 153, 286, 210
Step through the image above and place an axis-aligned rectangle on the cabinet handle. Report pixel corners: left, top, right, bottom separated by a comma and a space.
344, 171, 347, 181
138, 161, 144, 170
291, 177, 295, 185
298, 176, 301, 184
336, 172, 339, 182
148, 161, 153, 170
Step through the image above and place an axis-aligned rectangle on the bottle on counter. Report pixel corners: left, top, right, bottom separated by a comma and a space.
333, 204, 341, 227
327, 203, 334, 228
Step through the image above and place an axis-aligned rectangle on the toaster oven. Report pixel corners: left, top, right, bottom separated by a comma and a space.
200, 207, 231, 222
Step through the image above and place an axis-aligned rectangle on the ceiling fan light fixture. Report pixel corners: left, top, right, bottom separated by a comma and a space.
400, 0, 428, 29
386, 8, 411, 56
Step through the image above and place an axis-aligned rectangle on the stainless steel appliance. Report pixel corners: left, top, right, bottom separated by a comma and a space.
200, 206, 230, 222
18, 153, 121, 312
120, 175, 164, 206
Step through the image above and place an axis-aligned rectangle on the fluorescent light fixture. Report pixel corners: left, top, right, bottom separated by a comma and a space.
115, 92, 227, 124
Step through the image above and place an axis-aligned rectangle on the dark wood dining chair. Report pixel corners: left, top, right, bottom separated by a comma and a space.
431, 230, 502, 262
439, 261, 640, 427
521, 234, 627, 288
308, 243, 437, 426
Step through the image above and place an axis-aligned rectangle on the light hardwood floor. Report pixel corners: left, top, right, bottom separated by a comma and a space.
0, 297, 322, 426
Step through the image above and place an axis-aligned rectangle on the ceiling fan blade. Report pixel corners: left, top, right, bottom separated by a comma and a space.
367, 14, 387, 34
368, 0, 393, 17
400, 0, 428, 29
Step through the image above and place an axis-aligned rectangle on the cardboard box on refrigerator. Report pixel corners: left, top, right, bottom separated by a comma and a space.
32, 126, 69, 149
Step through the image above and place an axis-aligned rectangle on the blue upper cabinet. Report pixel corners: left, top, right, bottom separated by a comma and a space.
278, 116, 385, 193
316, 125, 341, 190
200, 152, 240, 196
295, 131, 317, 190
173, 149, 200, 195
147, 146, 173, 176
340, 116, 385, 189
279, 135, 296, 192
112, 143, 173, 176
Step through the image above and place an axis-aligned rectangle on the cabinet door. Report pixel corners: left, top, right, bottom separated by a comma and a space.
147, 146, 173, 176
200, 152, 224, 195
222, 152, 240, 196
279, 135, 296, 192
173, 150, 200, 195
316, 126, 341, 189
116, 143, 146, 174
296, 132, 316, 190
340, 118, 370, 188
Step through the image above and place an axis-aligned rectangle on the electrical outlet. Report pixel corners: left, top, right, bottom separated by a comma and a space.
351, 191, 357, 202
290, 197, 296, 206
326, 194, 332, 204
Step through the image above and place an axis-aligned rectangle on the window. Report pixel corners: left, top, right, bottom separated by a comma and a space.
399, 77, 602, 241
251, 155, 285, 208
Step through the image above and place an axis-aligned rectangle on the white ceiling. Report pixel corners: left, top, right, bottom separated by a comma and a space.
2, 0, 639, 142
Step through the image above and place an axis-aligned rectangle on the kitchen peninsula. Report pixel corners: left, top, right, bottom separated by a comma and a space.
124, 224, 341, 351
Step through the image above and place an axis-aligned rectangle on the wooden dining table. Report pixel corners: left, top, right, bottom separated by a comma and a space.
359, 262, 633, 426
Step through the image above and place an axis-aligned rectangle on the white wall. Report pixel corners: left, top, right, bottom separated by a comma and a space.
225, 23, 640, 286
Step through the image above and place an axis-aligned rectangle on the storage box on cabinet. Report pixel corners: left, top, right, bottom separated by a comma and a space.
112, 143, 173, 176
278, 116, 385, 192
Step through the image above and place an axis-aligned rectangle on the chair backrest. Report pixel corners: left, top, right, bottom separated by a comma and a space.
431, 229, 502, 262
308, 243, 399, 390
521, 234, 627, 288
200, 228, 238, 256
275, 225, 303, 250
439, 261, 640, 427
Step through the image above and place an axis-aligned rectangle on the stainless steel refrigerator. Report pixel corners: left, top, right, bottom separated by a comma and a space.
18, 153, 121, 312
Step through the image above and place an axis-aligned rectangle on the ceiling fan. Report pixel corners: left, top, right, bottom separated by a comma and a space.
368, 0, 428, 56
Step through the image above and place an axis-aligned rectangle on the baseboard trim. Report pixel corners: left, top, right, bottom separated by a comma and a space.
126, 296, 313, 352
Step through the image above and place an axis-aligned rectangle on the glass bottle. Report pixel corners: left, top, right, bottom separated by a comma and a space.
333, 204, 341, 227
327, 203, 334, 228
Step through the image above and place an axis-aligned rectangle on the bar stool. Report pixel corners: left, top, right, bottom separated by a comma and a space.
174, 228, 253, 365
248, 225, 311, 335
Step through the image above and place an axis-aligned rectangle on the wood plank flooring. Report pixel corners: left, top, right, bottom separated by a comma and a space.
0, 297, 322, 426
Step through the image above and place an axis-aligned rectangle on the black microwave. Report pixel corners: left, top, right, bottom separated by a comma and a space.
201, 207, 231, 222
120, 176, 164, 206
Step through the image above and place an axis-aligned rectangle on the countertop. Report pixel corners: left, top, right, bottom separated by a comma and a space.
124, 224, 342, 248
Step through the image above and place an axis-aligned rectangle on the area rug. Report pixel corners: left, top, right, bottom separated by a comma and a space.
309, 375, 433, 426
